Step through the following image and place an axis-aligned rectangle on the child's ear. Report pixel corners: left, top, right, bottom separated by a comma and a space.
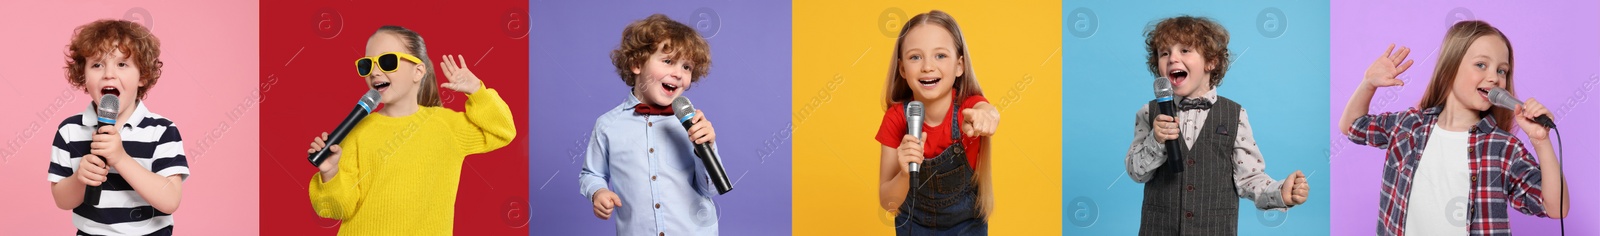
955, 55, 966, 78
413, 62, 426, 84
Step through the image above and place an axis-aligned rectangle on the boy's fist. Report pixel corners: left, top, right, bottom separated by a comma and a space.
1281, 170, 1310, 206
592, 188, 624, 220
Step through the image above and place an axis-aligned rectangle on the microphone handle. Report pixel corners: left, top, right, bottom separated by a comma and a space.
84, 123, 111, 206
685, 120, 733, 194
1163, 140, 1185, 173
907, 137, 921, 177
1156, 100, 1185, 173
309, 106, 371, 166
908, 132, 921, 189
695, 142, 733, 195
907, 130, 921, 190
1536, 115, 1557, 129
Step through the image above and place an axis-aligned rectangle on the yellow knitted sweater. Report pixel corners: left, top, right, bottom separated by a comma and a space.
309, 86, 516, 235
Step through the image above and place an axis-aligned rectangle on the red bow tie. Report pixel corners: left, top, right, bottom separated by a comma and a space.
633, 103, 674, 116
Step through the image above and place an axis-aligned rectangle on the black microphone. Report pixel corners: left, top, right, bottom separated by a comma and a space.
904, 101, 924, 184
308, 89, 381, 167
85, 94, 118, 206
1153, 77, 1183, 173
1487, 87, 1556, 129
672, 96, 733, 195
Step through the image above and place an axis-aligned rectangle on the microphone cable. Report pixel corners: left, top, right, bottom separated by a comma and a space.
1553, 127, 1565, 235
896, 168, 939, 230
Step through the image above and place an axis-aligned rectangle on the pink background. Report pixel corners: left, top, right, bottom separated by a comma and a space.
0, 1, 260, 235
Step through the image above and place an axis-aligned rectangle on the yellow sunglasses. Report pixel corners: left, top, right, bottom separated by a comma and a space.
355, 52, 424, 77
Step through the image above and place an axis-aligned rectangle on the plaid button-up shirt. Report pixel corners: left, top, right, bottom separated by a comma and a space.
1347, 107, 1550, 236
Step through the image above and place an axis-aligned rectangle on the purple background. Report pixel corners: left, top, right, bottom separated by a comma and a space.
1330, 1, 1600, 235
527, 0, 792, 235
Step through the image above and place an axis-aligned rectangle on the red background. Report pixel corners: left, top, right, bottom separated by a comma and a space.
258, 1, 529, 235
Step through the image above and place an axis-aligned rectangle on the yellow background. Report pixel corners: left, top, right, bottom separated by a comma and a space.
792, 1, 1062, 234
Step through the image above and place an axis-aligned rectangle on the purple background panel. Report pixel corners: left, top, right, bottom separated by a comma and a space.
1330, 1, 1600, 235
528, 0, 793, 235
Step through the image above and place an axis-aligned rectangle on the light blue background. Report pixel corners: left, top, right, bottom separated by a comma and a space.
1063, 1, 1331, 235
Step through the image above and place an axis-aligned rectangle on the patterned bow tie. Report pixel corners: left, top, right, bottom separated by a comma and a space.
1179, 98, 1213, 111
633, 103, 674, 116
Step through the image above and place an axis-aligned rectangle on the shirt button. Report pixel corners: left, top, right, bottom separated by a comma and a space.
659, 233, 665, 236
652, 175, 657, 181
648, 122, 653, 127
655, 203, 661, 209
649, 148, 655, 153
1471, 174, 1477, 182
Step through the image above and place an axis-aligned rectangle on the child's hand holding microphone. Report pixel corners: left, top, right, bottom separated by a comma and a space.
1152, 115, 1180, 142
75, 154, 110, 187
309, 132, 342, 182
898, 133, 928, 175
1510, 98, 1553, 141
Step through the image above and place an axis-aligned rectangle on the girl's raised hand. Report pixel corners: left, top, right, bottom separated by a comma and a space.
1364, 44, 1414, 88
439, 54, 482, 94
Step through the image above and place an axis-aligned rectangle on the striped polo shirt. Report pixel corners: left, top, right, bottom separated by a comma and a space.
46, 102, 188, 236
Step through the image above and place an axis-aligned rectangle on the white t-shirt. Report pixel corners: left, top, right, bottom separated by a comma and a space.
1404, 125, 1471, 234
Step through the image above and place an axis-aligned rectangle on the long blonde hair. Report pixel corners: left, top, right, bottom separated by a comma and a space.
883, 10, 983, 110
1416, 20, 1515, 131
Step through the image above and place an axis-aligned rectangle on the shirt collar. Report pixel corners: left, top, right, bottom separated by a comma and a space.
1183, 88, 1219, 103
622, 93, 644, 110
81, 101, 148, 128
1420, 106, 1500, 134
1470, 113, 1500, 134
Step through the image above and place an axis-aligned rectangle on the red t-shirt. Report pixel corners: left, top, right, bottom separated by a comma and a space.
875, 94, 988, 168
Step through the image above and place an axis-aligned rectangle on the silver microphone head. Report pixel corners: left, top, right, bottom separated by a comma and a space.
358, 89, 381, 112
1153, 77, 1175, 99
906, 101, 924, 139
1486, 87, 1521, 110
671, 96, 696, 122
96, 94, 120, 124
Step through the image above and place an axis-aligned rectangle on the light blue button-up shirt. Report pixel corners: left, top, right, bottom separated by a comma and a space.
581, 94, 721, 235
